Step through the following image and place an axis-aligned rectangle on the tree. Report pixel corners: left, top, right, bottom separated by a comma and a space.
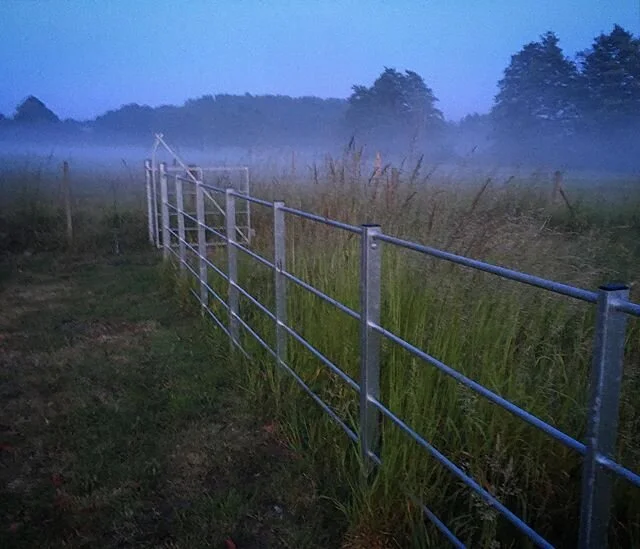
346, 68, 443, 146
578, 25, 640, 129
492, 32, 579, 144
94, 103, 155, 137
14, 96, 60, 123
453, 113, 493, 156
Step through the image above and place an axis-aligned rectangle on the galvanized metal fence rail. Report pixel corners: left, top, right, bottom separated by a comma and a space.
144, 160, 640, 549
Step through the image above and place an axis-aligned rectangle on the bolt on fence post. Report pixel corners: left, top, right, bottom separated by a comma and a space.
226, 188, 240, 347
578, 283, 630, 549
144, 160, 154, 245
359, 224, 382, 471
196, 179, 208, 311
175, 176, 186, 274
159, 162, 170, 260
274, 201, 287, 364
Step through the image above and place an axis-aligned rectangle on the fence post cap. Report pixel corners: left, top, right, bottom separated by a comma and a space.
599, 283, 629, 292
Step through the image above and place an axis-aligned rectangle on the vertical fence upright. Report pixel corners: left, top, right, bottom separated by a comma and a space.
359, 224, 382, 469
578, 283, 630, 549
144, 159, 155, 245
226, 189, 240, 346
274, 201, 287, 364
175, 176, 186, 274
244, 168, 252, 246
159, 162, 169, 259
195, 178, 208, 310
62, 160, 73, 247
152, 161, 160, 249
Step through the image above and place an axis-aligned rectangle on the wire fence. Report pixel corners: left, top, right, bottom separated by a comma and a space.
145, 159, 640, 549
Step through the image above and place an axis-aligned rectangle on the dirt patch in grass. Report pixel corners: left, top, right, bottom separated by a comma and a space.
0, 252, 344, 548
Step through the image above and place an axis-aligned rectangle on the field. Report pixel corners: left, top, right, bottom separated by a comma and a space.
1, 150, 639, 547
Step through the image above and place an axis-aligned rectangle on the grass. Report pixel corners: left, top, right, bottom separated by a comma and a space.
176, 147, 640, 547
2, 152, 640, 547
0, 187, 345, 546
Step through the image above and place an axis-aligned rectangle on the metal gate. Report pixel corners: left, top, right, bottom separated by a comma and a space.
145, 134, 252, 249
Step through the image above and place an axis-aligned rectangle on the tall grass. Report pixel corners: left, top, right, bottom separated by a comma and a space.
0, 161, 149, 255
183, 147, 640, 547
5, 151, 637, 547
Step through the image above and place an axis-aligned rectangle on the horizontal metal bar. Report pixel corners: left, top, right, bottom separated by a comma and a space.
204, 224, 226, 240
415, 499, 466, 549
281, 270, 360, 321
231, 240, 276, 269
277, 357, 359, 443
199, 275, 229, 311
361, 439, 464, 547
200, 182, 226, 194
181, 238, 229, 282
279, 320, 360, 392
190, 287, 231, 334
611, 297, 640, 317
182, 211, 199, 225
175, 175, 197, 184
212, 311, 250, 359
175, 166, 248, 173
369, 396, 553, 549
372, 322, 585, 454
366, 449, 382, 466
375, 233, 599, 304
166, 239, 182, 260
233, 282, 276, 322
167, 233, 229, 309
281, 205, 362, 234
201, 253, 229, 283
166, 235, 208, 285
224, 297, 358, 443
177, 209, 248, 232
230, 191, 272, 207
185, 281, 247, 359
597, 455, 640, 488
234, 311, 277, 359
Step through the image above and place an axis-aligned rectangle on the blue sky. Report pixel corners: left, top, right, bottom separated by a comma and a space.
1, 0, 638, 121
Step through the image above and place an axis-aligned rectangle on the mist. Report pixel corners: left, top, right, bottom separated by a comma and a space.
2, 22, 640, 179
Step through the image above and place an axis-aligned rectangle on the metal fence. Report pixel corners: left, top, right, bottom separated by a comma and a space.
144, 159, 640, 549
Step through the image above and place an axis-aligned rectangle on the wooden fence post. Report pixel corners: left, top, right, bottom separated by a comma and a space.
62, 161, 73, 246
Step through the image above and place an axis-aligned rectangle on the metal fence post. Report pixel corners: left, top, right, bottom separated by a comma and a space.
578, 283, 630, 549
144, 159, 154, 245
245, 168, 252, 245
226, 188, 240, 347
360, 224, 382, 470
175, 176, 186, 274
274, 201, 287, 364
152, 160, 160, 249
196, 179, 208, 310
159, 162, 170, 260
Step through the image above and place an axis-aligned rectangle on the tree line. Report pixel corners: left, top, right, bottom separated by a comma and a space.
3, 24, 639, 169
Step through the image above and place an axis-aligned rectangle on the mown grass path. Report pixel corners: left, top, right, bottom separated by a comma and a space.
0, 252, 341, 548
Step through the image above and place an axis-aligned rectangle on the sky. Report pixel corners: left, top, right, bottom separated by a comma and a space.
1, 0, 639, 122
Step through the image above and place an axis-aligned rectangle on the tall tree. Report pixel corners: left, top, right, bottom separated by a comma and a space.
578, 24, 640, 129
14, 96, 60, 124
492, 32, 579, 143
346, 68, 443, 145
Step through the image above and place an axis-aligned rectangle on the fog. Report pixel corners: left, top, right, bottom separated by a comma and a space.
1, 119, 638, 185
